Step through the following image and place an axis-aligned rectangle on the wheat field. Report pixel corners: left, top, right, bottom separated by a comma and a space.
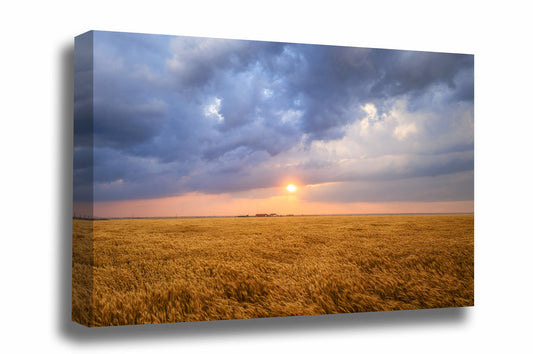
72, 214, 474, 327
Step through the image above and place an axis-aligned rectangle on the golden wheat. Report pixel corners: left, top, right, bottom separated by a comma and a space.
72, 214, 474, 326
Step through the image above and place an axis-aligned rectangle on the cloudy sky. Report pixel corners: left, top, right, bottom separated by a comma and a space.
74, 31, 474, 217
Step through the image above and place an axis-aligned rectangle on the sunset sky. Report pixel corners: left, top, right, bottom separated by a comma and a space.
74, 31, 474, 218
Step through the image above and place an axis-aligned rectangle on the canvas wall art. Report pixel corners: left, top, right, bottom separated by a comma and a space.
73, 30, 474, 327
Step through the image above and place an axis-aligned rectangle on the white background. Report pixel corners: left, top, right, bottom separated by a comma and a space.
1, 0, 532, 352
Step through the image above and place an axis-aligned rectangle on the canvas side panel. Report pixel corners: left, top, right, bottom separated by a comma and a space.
72, 31, 95, 327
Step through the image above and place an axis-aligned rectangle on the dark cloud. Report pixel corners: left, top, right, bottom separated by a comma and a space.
73, 32, 94, 150
166, 38, 285, 92
93, 99, 167, 149
74, 32, 94, 204
74, 31, 474, 203
370, 50, 474, 97
300, 171, 474, 204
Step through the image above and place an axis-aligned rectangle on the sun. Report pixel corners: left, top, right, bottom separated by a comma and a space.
286, 184, 297, 193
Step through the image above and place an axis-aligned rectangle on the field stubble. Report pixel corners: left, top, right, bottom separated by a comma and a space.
72, 214, 474, 326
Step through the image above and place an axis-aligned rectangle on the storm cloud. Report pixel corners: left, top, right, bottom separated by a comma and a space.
74, 31, 474, 204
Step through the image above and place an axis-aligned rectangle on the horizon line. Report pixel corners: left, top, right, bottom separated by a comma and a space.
74, 211, 474, 221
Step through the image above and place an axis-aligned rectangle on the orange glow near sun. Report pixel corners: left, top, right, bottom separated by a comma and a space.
286, 184, 297, 192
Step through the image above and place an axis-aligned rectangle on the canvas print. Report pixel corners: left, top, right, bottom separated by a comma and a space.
73, 30, 474, 327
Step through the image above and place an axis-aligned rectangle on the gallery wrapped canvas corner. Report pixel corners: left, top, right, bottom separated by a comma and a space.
73, 30, 474, 327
